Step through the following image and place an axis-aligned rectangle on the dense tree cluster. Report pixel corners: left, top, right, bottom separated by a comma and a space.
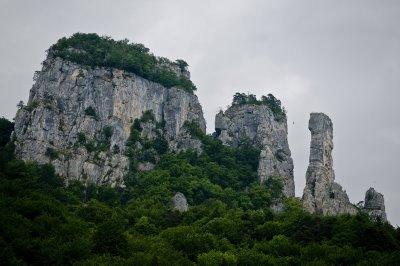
0, 117, 13, 147
0, 117, 399, 265
232, 93, 286, 121
50, 33, 197, 93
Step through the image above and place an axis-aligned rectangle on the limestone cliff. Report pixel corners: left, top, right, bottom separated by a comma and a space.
14, 56, 205, 186
302, 113, 357, 215
215, 103, 294, 197
362, 187, 387, 222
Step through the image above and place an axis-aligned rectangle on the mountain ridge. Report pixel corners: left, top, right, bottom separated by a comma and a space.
0, 33, 397, 265
13, 33, 387, 222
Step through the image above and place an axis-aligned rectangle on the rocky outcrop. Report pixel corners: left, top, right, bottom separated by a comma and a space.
215, 104, 294, 197
172, 192, 188, 212
302, 113, 357, 215
14, 56, 206, 186
362, 187, 387, 222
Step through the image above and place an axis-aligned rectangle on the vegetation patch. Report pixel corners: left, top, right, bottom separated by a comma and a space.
45, 147, 59, 159
50, 33, 197, 93
0, 117, 14, 147
125, 111, 166, 183
1, 117, 399, 265
77, 132, 86, 144
140, 110, 155, 123
84, 106, 98, 120
232, 93, 286, 121
24, 101, 39, 112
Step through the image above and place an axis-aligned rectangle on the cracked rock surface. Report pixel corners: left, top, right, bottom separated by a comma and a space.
14, 57, 205, 185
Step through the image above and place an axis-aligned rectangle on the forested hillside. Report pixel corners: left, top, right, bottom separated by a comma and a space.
1, 117, 399, 265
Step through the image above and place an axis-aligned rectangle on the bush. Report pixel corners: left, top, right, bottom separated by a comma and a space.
84, 139, 97, 152
93, 219, 128, 256
84, 106, 98, 120
24, 101, 39, 112
100, 126, 113, 148
140, 110, 155, 123
38, 163, 63, 188
197, 251, 237, 266
183, 120, 204, 140
45, 147, 59, 159
102, 126, 113, 140
154, 135, 168, 155
77, 132, 86, 144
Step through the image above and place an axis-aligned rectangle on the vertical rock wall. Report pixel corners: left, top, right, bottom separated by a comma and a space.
14, 57, 206, 185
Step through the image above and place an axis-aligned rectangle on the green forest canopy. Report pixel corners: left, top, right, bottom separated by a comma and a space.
0, 116, 399, 265
50, 33, 197, 93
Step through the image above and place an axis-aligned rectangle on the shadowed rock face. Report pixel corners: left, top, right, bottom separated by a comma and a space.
364, 187, 387, 222
302, 113, 357, 215
215, 104, 294, 197
13, 57, 205, 186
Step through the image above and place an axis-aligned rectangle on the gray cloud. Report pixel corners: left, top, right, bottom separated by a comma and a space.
1, 0, 399, 224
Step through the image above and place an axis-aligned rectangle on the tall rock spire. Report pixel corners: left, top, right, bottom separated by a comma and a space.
302, 113, 356, 215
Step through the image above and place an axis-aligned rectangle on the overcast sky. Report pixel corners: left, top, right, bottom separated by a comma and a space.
1, 0, 399, 225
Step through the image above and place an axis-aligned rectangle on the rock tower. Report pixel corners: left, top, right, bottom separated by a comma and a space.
302, 113, 356, 215
363, 187, 387, 222
215, 102, 294, 197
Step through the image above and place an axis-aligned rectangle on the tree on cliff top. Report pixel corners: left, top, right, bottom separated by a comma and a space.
50, 33, 197, 93
232, 93, 286, 121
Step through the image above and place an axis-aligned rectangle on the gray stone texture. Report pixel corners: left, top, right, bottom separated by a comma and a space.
363, 187, 387, 222
13, 57, 206, 186
302, 113, 357, 215
215, 104, 294, 197
172, 192, 189, 212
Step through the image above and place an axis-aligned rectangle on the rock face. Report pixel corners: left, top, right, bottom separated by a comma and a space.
14, 56, 206, 186
363, 187, 387, 222
302, 113, 357, 215
172, 192, 188, 212
215, 104, 294, 197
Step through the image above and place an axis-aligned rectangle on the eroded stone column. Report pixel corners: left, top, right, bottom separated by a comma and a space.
302, 113, 356, 215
